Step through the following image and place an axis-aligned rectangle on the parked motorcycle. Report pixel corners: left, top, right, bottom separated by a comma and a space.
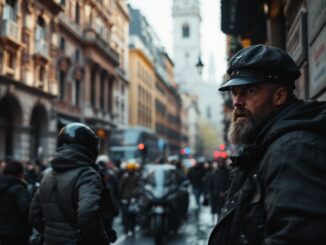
138, 164, 189, 244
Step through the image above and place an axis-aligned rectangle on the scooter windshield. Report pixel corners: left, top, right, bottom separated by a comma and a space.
143, 165, 177, 199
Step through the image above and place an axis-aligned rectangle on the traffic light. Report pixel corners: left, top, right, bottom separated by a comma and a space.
138, 143, 147, 160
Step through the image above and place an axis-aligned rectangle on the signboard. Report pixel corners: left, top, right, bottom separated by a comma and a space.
286, 11, 307, 66
309, 25, 326, 98
307, 0, 326, 44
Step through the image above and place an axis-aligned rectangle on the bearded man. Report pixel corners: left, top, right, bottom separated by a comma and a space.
208, 44, 326, 245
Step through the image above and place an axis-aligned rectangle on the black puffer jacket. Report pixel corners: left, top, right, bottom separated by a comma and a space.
0, 175, 31, 238
208, 99, 326, 245
29, 145, 110, 245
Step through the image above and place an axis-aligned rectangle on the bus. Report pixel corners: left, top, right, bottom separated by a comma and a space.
108, 127, 168, 163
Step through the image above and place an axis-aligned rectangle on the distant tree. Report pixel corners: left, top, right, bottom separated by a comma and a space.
197, 118, 222, 159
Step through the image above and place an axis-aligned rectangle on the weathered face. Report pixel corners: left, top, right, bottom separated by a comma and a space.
228, 83, 276, 144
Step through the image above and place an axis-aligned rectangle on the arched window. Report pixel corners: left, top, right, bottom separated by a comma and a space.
72, 79, 81, 106
182, 23, 190, 38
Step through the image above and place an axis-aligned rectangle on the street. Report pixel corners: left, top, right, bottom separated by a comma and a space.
113, 197, 215, 245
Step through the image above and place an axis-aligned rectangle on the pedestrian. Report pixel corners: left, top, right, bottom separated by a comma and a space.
29, 123, 116, 244
188, 159, 206, 208
207, 158, 230, 222
0, 161, 31, 245
96, 155, 120, 226
119, 160, 140, 236
208, 44, 326, 245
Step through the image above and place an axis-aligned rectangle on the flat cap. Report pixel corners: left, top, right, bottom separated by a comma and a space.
219, 44, 301, 91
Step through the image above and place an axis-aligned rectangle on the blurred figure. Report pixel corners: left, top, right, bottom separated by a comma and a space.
119, 160, 140, 236
96, 155, 120, 225
187, 159, 206, 208
24, 161, 39, 196
207, 159, 231, 222
0, 161, 31, 245
29, 123, 116, 244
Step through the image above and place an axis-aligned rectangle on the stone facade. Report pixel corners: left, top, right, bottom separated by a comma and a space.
0, 0, 129, 161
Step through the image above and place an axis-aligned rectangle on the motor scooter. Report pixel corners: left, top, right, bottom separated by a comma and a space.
138, 164, 189, 244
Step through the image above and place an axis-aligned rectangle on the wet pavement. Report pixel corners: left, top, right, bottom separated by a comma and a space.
113, 196, 216, 245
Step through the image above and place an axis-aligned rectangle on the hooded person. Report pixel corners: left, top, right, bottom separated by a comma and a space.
0, 161, 31, 245
29, 123, 116, 244
208, 44, 326, 245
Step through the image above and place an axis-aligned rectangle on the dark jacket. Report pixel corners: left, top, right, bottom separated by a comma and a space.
0, 175, 31, 238
208, 100, 326, 245
207, 166, 231, 214
29, 145, 110, 245
119, 171, 140, 200
188, 164, 206, 190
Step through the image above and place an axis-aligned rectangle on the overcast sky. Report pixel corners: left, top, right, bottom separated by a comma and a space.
127, 0, 227, 84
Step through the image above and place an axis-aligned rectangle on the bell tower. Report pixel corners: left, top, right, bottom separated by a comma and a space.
172, 0, 202, 88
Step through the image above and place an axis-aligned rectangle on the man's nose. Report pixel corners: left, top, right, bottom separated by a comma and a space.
233, 94, 245, 108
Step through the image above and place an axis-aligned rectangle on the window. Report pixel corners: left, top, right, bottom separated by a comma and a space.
100, 76, 105, 110
182, 23, 190, 38
60, 37, 65, 52
35, 16, 46, 41
59, 70, 66, 100
39, 66, 45, 82
6, 51, 15, 69
75, 3, 80, 24
91, 71, 96, 107
3, 0, 16, 21
73, 79, 81, 106
75, 49, 80, 62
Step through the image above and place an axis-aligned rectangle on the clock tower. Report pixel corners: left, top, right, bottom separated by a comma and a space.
172, 0, 202, 88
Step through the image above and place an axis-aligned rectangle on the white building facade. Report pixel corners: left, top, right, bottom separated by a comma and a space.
172, 0, 223, 156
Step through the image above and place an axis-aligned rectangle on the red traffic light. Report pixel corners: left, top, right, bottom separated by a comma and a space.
138, 143, 145, 150
220, 151, 228, 158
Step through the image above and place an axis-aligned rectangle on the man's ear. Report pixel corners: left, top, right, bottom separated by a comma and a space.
273, 87, 288, 106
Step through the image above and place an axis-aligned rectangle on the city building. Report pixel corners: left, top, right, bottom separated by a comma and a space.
55, 0, 129, 154
128, 5, 182, 154
0, 0, 62, 162
111, 0, 130, 127
0, 0, 130, 161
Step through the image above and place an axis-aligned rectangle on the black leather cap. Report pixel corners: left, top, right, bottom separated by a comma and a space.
219, 44, 301, 91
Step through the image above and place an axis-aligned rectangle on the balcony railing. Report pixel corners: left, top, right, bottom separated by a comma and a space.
84, 29, 119, 65
35, 39, 49, 57
1, 19, 19, 41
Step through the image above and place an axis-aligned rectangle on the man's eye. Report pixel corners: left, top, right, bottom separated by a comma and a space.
246, 88, 255, 94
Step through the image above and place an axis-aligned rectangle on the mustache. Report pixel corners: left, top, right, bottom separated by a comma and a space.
232, 108, 250, 119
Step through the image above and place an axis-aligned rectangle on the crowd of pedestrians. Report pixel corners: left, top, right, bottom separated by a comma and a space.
0, 137, 231, 245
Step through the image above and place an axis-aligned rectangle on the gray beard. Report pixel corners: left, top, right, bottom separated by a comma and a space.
228, 104, 274, 145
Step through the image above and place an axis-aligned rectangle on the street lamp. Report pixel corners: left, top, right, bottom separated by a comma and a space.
196, 55, 204, 75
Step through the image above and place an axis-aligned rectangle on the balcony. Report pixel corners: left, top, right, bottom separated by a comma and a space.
1, 19, 19, 41
59, 13, 83, 41
84, 29, 119, 66
35, 39, 49, 58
